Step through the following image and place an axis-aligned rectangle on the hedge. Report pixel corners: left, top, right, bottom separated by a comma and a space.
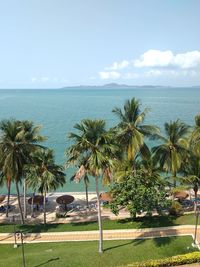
123, 251, 200, 267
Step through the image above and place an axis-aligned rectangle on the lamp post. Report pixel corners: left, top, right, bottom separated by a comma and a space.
16, 231, 26, 267
193, 200, 200, 247
13, 215, 18, 248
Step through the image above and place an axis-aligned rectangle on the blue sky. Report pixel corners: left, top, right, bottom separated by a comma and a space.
0, 0, 200, 88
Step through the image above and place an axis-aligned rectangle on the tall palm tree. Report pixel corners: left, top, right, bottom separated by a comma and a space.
66, 119, 116, 253
112, 98, 159, 169
190, 114, 200, 156
20, 120, 45, 219
0, 119, 44, 223
153, 120, 190, 187
27, 149, 65, 224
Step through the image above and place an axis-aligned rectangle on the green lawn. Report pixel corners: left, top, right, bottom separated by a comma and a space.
0, 236, 196, 267
0, 214, 196, 233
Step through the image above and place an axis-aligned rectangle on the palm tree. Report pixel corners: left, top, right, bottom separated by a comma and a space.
66, 119, 116, 253
182, 155, 200, 199
0, 119, 44, 223
153, 120, 190, 187
27, 149, 65, 224
20, 120, 45, 219
70, 158, 90, 208
112, 98, 159, 170
190, 114, 200, 156
136, 146, 161, 180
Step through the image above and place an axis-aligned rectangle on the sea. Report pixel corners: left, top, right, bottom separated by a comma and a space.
0, 86, 200, 193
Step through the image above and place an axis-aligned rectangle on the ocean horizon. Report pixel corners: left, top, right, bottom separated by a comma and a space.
0, 86, 200, 193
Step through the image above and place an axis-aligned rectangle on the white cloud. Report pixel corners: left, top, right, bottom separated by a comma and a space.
89, 76, 96, 80
173, 51, 200, 69
31, 77, 37, 83
41, 77, 49, 82
134, 50, 200, 69
123, 72, 140, 79
99, 71, 121, 80
145, 70, 162, 77
105, 60, 130, 70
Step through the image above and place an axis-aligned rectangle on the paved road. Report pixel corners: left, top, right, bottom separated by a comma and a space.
0, 225, 199, 245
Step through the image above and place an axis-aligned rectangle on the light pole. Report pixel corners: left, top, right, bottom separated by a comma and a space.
16, 231, 26, 267
193, 201, 200, 247
13, 215, 18, 248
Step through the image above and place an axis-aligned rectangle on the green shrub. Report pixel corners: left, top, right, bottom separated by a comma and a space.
123, 251, 200, 267
169, 201, 183, 216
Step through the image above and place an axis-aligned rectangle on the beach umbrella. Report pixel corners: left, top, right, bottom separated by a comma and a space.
28, 195, 44, 205
56, 195, 74, 210
99, 192, 112, 203
174, 191, 189, 200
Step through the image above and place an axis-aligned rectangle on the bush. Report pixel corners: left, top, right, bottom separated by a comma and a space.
124, 251, 200, 267
169, 201, 183, 216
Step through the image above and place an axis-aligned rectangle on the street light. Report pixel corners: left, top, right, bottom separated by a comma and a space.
16, 231, 26, 267
12, 215, 18, 248
192, 200, 200, 247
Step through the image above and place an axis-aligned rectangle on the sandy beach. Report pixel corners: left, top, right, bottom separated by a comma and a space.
0, 192, 130, 224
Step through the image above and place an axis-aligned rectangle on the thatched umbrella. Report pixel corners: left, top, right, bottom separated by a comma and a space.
56, 195, 74, 210
28, 195, 44, 205
0, 195, 6, 204
100, 192, 112, 203
174, 191, 189, 200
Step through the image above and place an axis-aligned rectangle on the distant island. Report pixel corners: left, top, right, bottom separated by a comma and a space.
61, 83, 200, 89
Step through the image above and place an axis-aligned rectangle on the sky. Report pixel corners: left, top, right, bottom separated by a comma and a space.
0, 0, 200, 88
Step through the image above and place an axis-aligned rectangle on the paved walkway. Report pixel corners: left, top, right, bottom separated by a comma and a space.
0, 225, 199, 246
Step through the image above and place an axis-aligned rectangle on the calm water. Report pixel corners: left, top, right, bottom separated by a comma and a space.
0, 87, 200, 193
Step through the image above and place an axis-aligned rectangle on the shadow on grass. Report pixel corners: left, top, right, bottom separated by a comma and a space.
104, 240, 134, 252
104, 236, 176, 253
117, 215, 178, 228
34, 257, 59, 267
153, 236, 176, 247
0, 214, 191, 234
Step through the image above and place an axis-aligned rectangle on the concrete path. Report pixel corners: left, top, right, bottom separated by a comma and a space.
0, 225, 199, 245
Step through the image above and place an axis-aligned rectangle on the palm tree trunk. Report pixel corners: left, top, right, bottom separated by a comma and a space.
194, 184, 198, 213
95, 176, 103, 254
85, 183, 89, 208
23, 178, 27, 219
173, 171, 177, 188
6, 178, 11, 217
43, 191, 46, 225
15, 180, 24, 225
31, 192, 35, 218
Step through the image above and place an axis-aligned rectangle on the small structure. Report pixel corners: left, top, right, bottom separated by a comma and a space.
100, 192, 112, 203
174, 191, 189, 201
56, 195, 74, 210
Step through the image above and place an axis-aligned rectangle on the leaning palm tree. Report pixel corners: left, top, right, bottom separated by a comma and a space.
112, 98, 159, 170
153, 120, 190, 187
66, 119, 116, 253
70, 157, 90, 208
27, 149, 65, 224
0, 119, 44, 223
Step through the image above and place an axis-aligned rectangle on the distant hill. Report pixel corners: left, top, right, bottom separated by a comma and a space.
61, 83, 174, 89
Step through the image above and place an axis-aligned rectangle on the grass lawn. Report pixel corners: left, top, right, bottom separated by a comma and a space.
0, 236, 196, 267
0, 214, 196, 233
